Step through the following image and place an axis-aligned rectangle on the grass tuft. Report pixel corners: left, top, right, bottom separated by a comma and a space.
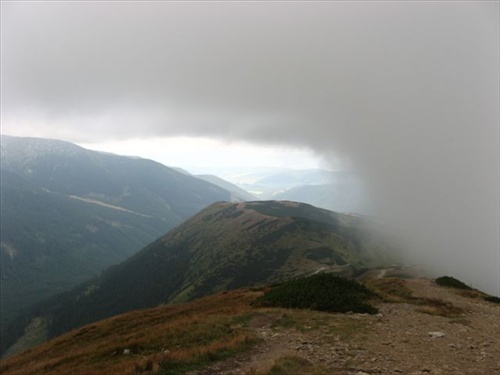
360, 277, 412, 302
415, 298, 465, 318
255, 355, 331, 375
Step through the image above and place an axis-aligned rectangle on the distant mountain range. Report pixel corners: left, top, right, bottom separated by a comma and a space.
2, 200, 400, 356
208, 167, 366, 213
273, 181, 365, 214
0, 135, 246, 334
195, 174, 257, 202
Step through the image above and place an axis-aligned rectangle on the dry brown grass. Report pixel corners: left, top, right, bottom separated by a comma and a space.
414, 297, 465, 318
253, 355, 335, 375
3, 275, 471, 375
364, 277, 413, 302
0, 289, 262, 375
455, 288, 489, 300
364, 278, 465, 318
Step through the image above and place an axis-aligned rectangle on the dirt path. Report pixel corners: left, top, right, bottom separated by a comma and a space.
189, 278, 500, 375
354, 278, 500, 375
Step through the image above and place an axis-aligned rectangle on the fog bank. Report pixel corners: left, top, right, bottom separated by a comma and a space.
2, 2, 499, 294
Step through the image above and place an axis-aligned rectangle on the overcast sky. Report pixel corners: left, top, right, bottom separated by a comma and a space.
1, 1, 499, 295
78, 137, 326, 174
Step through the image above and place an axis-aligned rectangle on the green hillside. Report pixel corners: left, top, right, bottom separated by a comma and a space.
0, 136, 234, 343
2, 200, 400, 355
0, 169, 167, 325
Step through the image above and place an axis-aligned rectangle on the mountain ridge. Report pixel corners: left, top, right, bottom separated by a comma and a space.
2, 200, 400, 356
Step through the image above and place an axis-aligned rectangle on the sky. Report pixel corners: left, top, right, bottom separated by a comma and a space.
77, 137, 327, 175
1, 1, 499, 295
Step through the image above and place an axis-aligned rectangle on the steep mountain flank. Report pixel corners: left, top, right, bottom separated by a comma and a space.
1, 136, 232, 220
0, 136, 233, 336
0, 168, 167, 322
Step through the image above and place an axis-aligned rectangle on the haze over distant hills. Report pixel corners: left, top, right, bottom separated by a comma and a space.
195, 174, 257, 202
210, 167, 366, 213
0, 136, 245, 333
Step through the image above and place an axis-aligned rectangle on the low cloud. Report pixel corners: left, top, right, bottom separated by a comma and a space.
2, 1, 499, 294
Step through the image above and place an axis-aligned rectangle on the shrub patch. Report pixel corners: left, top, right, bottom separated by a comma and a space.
255, 273, 378, 314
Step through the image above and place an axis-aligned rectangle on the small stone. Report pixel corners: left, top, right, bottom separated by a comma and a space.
428, 331, 446, 338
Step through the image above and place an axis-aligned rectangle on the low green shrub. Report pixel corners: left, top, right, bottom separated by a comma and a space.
435, 276, 472, 290
255, 273, 378, 314
484, 295, 500, 304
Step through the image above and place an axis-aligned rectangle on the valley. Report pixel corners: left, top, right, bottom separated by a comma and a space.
0, 136, 238, 344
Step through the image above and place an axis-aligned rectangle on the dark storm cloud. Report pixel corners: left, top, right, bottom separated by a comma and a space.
2, 2, 499, 294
